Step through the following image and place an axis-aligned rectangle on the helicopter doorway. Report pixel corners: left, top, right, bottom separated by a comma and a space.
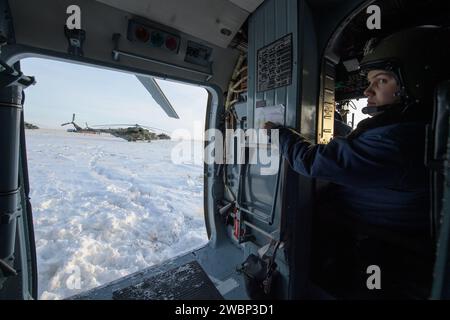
21, 57, 209, 299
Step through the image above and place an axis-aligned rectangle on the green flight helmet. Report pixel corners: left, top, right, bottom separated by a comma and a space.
360, 26, 450, 104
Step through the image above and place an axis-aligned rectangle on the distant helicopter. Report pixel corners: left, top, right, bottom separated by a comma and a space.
60, 114, 171, 141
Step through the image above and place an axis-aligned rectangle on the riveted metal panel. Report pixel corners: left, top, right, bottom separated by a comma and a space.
248, 0, 299, 129
240, 0, 299, 241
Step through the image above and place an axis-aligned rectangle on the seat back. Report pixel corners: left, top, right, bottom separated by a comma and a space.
429, 80, 450, 299
427, 80, 450, 241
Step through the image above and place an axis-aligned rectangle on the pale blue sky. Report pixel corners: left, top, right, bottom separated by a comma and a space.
21, 58, 208, 139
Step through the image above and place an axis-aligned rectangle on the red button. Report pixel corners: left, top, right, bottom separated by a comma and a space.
165, 37, 178, 51
135, 26, 149, 42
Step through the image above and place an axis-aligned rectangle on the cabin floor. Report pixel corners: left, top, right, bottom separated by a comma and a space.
67, 240, 249, 300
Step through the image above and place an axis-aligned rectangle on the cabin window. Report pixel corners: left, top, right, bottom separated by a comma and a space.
336, 98, 369, 130
22, 57, 209, 299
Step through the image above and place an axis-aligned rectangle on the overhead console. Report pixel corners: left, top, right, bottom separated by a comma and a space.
127, 19, 215, 70
109, 17, 215, 83
127, 19, 181, 54
95, 0, 264, 49
7, 0, 249, 90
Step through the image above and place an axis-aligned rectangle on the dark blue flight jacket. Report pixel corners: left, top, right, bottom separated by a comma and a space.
278, 121, 429, 231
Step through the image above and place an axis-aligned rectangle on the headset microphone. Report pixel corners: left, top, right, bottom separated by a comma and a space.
361, 106, 382, 114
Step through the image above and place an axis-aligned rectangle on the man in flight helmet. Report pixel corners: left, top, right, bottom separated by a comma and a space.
264, 26, 450, 298
357, 26, 450, 127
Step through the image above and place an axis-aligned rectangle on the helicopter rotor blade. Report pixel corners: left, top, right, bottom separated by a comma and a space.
136, 75, 179, 119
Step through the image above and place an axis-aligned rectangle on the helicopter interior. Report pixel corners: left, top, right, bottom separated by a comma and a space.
0, 0, 450, 300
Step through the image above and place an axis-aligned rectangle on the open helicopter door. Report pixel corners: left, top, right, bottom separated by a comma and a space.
1, 0, 272, 300
216, 0, 319, 299
0, 0, 312, 300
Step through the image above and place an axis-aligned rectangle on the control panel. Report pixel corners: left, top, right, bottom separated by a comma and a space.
127, 19, 181, 54
184, 40, 212, 68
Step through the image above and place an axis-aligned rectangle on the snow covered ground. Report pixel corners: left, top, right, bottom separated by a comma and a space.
25, 129, 208, 300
